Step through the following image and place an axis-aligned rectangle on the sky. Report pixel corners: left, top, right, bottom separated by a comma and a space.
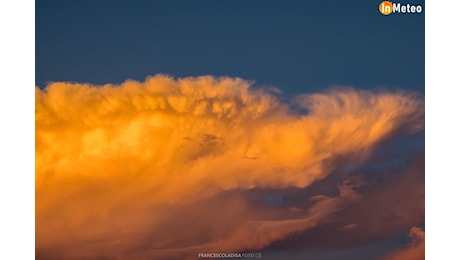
36, 0, 424, 94
36, 1, 425, 259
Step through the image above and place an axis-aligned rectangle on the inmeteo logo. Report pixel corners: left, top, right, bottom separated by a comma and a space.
379, 1, 423, 15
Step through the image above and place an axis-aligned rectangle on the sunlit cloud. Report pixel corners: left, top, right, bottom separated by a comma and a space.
35, 75, 424, 259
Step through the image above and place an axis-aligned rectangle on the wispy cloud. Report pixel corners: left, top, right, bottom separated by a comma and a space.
36, 75, 424, 259
381, 227, 425, 260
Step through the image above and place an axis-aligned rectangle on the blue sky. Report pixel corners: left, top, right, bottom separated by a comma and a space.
36, 0, 424, 94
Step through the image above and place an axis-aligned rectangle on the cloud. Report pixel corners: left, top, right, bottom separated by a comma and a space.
95, 176, 368, 260
35, 75, 424, 259
381, 227, 425, 260
263, 151, 424, 251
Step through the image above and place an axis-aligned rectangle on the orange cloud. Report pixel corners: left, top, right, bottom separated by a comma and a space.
381, 227, 425, 260
35, 75, 424, 258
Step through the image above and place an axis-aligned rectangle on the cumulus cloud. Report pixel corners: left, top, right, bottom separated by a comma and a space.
35, 75, 424, 259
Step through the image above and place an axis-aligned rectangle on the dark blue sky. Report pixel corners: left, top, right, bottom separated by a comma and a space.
36, 0, 424, 94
